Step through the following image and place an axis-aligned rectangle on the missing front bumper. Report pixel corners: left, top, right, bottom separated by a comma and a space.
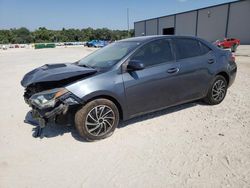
31, 103, 68, 128
25, 92, 82, 137
31, 103, 69, 138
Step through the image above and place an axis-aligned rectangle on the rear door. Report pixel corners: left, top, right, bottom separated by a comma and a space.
173, 38, 214, 101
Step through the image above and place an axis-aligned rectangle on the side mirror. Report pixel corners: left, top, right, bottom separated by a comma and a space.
127, 60, 145, 71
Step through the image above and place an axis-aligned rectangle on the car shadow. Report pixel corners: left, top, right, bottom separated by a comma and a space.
119, 101, 198, 128
24, 100, 203, 142
24, 111, 86, 141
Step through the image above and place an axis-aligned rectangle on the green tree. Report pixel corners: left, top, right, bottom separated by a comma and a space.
9, 27, 32, 43
0, 27, 135, 44
33, 27, 52, 43
0, 30, 12, 43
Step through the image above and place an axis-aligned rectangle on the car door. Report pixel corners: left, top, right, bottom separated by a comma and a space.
173, 38, 214, 101
122, 39, 182, 117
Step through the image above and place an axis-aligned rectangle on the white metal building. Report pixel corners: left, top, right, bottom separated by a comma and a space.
134, 0, 250, 44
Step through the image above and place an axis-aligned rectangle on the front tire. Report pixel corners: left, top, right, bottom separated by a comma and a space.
204, 75, 228, 105
75, 98, 119, 141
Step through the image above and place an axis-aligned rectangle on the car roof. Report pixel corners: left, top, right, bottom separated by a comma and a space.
120, 35, 201, 43
120, 35, 169, 43
118, 35, 217, 53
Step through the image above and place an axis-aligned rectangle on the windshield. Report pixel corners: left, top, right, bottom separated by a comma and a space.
78, 41, 140, 69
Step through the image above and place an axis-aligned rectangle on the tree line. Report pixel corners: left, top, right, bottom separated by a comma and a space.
0, 27, 135, 44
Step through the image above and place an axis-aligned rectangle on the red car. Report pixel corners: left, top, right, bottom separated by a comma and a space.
214, 38, 240, 52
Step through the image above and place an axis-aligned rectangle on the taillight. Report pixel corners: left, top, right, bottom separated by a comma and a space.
230, 53, 236, 62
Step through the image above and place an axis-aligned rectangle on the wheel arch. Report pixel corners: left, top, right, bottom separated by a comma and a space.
216, 71, 230, 85
85, 95, 124, 120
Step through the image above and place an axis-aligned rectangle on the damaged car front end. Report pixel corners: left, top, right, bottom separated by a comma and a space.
27, 88, 80, 126
21, 63, 97, 137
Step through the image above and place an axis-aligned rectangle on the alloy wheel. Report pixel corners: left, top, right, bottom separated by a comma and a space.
212, 79, 226, 102
85, 105, 115, 136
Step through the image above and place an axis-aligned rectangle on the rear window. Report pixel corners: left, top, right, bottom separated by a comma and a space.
175, 38, 209, 60
200, 42, 211, 55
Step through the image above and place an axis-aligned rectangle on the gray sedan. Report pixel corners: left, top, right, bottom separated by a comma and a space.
21, 36, 237, 141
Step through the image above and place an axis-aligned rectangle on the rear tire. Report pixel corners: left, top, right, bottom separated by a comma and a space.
75, 98, 119, 141
204, 75, 228, 105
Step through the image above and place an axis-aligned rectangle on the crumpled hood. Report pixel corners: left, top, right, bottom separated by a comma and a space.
21, 63, 97, 87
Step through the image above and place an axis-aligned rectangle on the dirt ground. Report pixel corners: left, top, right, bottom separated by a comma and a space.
0, 45, 249, 188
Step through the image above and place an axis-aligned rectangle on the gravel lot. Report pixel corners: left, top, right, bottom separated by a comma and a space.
0, 45, 250, 188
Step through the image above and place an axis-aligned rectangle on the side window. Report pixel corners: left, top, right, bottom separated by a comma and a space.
199, 42, 212, 55
175, 38, 202, 59
131, 39, 173, 67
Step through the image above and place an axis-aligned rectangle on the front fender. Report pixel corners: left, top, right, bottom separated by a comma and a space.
65, 70, 129, 120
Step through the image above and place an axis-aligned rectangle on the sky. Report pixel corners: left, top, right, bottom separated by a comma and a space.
0, 0, 235, 30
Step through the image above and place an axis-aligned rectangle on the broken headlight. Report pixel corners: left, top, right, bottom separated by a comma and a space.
29, 88, 69, 109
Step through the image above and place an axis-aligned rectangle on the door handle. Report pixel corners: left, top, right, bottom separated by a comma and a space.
208, 59, 215, 64
167, 67, 179, 74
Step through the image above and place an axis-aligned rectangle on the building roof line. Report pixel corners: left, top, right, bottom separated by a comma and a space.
134, 0, 243, 23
